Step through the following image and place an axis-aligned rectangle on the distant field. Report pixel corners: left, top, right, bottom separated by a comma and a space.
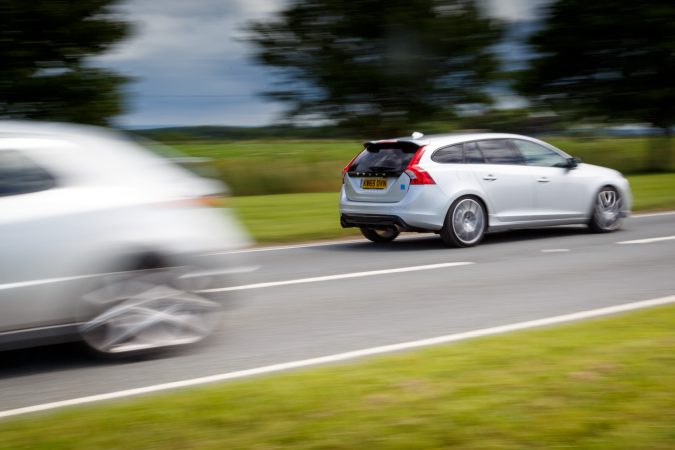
232, 173, 675, 243
2, 304, 673, 449
171, 137, 674, 196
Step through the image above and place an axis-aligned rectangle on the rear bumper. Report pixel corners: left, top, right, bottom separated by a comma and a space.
340, 213, 426, 232
339, 186, 447, 231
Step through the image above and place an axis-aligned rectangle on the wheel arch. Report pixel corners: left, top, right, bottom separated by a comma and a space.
444, 192, 490, 229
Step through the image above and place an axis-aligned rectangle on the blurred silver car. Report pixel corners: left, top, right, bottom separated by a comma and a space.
340, 132, 631, 246
0, 121, 250, 356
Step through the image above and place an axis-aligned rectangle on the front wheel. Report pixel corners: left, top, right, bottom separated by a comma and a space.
360, 226, 399, 243
589, 187, 623, 232
440, 197, 487, 247
79, 267, 221, 357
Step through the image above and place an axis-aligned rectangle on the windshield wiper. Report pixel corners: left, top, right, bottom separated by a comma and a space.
367, 166, 399, 172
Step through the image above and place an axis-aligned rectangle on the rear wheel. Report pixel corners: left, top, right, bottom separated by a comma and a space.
441, 196, 486, 247
589, 187, 623, 232
79, 266, 220, 357
360, 226, 399, 243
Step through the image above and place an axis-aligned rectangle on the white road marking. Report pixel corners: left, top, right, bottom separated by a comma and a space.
0, 274, 96, 291
541, 249, 570, 253
211, 234, 433, 255
0, 266, 261, 292
631, 211, 675, 218
617, 235, 675, 245
196, 262, 474, 293
1, 295, 672, 420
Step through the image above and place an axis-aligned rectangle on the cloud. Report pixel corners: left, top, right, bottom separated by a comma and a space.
94, 0, 285, 127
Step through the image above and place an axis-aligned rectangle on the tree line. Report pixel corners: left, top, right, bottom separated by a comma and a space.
1, 0, 674, 149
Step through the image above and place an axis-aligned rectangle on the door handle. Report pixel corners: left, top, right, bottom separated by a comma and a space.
537, 177, 551, 183
483, 175, 497, 181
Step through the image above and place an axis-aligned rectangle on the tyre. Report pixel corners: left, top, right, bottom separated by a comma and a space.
360, 226, 400, 243
78, 265, 221, 357
588, 186, 623, 232
440, 196, 487, 247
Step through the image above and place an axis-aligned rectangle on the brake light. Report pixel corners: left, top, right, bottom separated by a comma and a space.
169, 194, 229, 208
341, 153, 359, 184
405, 146, 435, 185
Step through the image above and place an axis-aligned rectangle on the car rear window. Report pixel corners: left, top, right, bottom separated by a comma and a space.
348, 142, 420, 175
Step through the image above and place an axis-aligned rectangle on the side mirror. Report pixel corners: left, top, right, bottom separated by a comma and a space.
566, 157, 579, 169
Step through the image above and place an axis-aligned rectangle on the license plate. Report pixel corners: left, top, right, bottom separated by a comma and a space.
361, 178, 387, 190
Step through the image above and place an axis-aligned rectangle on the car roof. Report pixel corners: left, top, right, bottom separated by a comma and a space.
366, 132, 537, 148
0, 120, 120, 141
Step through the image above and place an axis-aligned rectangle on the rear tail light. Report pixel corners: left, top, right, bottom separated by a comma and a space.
341, 153, 359, 184
199, 194, 228, 207
405, 146, 435, 185
170, 194, 228, 208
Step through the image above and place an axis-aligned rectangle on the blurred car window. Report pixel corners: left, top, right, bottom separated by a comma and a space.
477, 139, 524, 165
349, 143, 419, 174
511, 139, 568, 167
464, 141, 485, 164
0, 149, 57, 196
431, 144, 463, 163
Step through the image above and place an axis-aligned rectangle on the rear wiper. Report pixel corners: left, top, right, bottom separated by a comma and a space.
367, 166, 399, 172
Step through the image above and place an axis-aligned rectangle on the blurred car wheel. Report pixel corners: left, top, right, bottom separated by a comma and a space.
589, 186, 623, 232
78, 264, 221, 357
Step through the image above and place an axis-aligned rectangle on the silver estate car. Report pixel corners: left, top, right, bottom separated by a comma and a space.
0, 121, 250, 356
340, 132, 631, 247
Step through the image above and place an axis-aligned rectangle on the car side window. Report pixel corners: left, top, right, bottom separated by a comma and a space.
464, 141, 485, 164
511, 139, 568, 167
431, 144, 463, 163
477, 139, 524, 165
0, 150, 57, 197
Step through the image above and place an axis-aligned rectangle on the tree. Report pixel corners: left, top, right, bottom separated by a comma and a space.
0, 0, 130, 125
247, 0, 501, 135
517, 0, 675, 170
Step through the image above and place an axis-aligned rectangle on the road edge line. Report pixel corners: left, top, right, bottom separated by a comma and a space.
1, 294, 673, 420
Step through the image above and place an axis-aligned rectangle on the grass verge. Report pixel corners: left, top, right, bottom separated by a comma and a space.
232, 173, 675, 243
628, 173, 675, 211
2, 304, 674, 449
171, 138, 675, 196
231, 192, 359, 243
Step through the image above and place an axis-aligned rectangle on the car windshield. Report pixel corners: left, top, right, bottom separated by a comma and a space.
349, 142, 420, 174
126, 134, 219, 180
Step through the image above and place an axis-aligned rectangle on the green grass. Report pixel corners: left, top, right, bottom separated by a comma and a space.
231, 192, 359, 243
628, 173, 675, 211
170, 138, 675, 196
175, 140, 356, 196
231, 173, 675, 243
2, 305, 674, 449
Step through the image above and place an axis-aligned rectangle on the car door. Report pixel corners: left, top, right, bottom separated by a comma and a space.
0, 146, 76, 332
472, 139, 535, 223
510, 139, 589, 219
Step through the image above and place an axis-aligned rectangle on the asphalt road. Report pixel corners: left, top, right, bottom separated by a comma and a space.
2, 213, 674, 413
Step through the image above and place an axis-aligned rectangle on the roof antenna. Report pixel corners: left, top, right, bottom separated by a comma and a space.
411, 131, 424, 139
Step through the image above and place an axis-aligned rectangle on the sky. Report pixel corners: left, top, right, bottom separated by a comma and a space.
95, 0, 547, 128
